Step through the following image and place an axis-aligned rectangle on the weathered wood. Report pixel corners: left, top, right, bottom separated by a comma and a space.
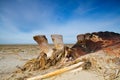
27, 62, 84, 80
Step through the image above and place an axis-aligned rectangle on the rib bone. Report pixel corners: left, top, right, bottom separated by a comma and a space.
33, 35, 53, 58
27, 61, 84, 80
51, 34, 64, 50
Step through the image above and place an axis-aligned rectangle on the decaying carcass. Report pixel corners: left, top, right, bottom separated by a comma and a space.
26, 31, 120, 80
14, 31, 120, 80
66, 31, 120, 59
17, 32, 120, 71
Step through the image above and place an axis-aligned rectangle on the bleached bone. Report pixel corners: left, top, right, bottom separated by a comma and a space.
27, 61, 84, 80
70, 67, 83, 73
33, 35, 53, 58
51, 34, 64, 50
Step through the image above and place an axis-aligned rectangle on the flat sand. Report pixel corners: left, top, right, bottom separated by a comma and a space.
0, 45, 119, 80
0, 45, 40, 79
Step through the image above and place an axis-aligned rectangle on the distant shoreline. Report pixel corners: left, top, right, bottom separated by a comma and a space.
0, 44, 74, 46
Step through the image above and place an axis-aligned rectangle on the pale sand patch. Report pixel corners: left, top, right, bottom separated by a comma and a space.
44, 70, 104, 80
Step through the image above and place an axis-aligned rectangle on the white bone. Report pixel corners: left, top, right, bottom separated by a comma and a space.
51, 34, 64, 50
27, 62, 84, 80
33, 35, 53, 58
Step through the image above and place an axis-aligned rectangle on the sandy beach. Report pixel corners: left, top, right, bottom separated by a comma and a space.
0, 44, 120, 80
0, 45, 40, 79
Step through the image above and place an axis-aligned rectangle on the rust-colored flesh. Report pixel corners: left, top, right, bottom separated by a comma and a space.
69, 32, 120, 58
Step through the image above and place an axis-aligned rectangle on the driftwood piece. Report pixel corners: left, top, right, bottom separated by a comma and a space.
27, 61, 84, 80
33, 35, 53, 58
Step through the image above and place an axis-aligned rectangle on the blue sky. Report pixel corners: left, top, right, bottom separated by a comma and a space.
0, 0, 120, 44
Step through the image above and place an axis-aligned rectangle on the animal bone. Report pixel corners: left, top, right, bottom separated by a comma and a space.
33, 35, 53, 58
50, 34, 65, 64
51, 34, 64, 50
27, 61, 84, 80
